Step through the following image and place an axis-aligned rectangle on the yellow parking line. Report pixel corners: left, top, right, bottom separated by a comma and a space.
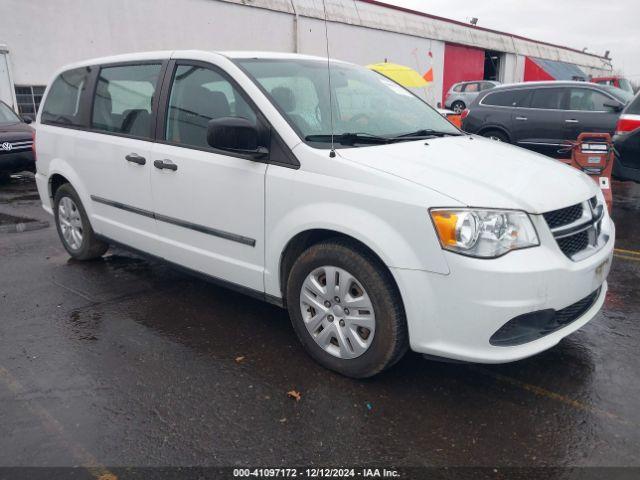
614, 253, 640, 263
614, 248, 640, 257
471, 367, 636, 428
0, 366, 117, 480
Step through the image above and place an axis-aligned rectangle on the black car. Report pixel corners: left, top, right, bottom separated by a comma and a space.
613, 91, 640, 182
0, 100, 35, 180
462, 81, 634, 157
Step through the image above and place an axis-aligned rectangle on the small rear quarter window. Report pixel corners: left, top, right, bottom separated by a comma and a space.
42, 67, 91, 126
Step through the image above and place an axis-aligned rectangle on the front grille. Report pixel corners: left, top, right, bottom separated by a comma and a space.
543, 203, 583, 229
490, 288, 601, 346
555, 288, 601, 327
0, 139, 33, 154
543, 196, 603, 260
556, 230, 589, 257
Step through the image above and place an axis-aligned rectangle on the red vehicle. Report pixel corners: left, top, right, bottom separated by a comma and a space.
591, 76, 634, 94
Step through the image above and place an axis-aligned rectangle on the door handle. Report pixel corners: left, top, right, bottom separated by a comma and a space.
565, 119, 580, 124
125, 153, 146, 165
153, 159, 178, 171
515, 116, 528, 121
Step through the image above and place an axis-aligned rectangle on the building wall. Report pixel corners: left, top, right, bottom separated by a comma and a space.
0, 0, 612, 110
523, 57, 555, 82
297, 17, 446, 105
442, 44, 485, 100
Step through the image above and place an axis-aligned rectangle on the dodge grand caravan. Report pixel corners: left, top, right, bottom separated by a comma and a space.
35, 51, 614, 378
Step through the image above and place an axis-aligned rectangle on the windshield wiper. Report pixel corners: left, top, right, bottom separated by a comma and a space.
305, 132, 392, 146
391, 129, 463, 140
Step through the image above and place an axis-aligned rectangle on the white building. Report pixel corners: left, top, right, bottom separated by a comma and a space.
0, 0, 613, 115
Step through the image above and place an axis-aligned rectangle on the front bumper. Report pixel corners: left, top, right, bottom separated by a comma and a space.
0, 151, 35, 174
392, 217, 615, 363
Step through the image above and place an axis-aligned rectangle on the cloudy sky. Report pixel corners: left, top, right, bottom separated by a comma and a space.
384, 0, 640, 81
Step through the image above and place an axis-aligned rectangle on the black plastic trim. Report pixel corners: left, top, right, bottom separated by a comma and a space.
94, 233, 283, 308
90, 195, 256, 247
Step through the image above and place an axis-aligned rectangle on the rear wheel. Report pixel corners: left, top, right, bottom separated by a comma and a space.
54, 183, 108, 260
286, 240, 408, 378
451, 101, 466, 114
482, 129, 509, 143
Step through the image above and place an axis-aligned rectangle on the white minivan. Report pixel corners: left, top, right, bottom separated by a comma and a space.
35, 51, 614, 378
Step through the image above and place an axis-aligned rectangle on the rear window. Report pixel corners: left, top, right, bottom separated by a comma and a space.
482, 89, 526, 107
627, 94, 640, 115
41, 67, 91, 126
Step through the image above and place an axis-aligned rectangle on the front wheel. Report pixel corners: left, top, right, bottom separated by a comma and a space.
54, 183, 109, 260
451, 101, 466, 114
482, 129, 509, 143
286, 240, 408, 378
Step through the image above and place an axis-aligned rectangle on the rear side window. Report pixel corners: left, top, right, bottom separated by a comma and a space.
41, 67, 91, 126
91, 64, 162, 138
463, 83, 479, 93
529, 88, 564, 110
482, 89, 526, 107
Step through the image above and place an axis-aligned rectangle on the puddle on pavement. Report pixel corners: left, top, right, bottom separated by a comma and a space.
67, 310, 102, 341
0, 212, 37, 225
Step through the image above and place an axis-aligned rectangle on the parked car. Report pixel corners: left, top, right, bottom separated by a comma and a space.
0, 100, 34, 181
613, 90, 640, 182
444, 80, 500, 113
592, 76, 634, 94
35, 51, 613, 378
462, 81, 634, 158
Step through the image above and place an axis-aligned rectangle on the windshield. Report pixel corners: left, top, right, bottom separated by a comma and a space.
602, 85, 635, 104
618, 78, 633, 93
0, 102, 20, 125
235, 58, 460, 147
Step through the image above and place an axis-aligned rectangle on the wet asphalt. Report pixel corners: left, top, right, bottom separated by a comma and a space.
0, 175, 639, 474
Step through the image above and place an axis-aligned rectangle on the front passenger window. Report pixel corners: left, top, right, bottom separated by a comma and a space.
568, 89, 616, 112
165, 65, 257, 149
91, 64, 162, 138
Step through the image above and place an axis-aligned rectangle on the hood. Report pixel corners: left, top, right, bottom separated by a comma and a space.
0, 121, 33, 140
337, 135, 598, 213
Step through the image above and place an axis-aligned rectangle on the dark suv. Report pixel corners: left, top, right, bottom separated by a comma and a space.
0, 100, 35, 180
462, 81, 633, 157
613, 90, 640, 182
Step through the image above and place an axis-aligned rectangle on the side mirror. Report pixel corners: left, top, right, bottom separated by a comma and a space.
604, 102, 623, 113
22, 115, 33, 124
206, 117, 268, 158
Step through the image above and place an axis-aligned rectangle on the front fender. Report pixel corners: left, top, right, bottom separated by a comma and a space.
264, 201, 451, 299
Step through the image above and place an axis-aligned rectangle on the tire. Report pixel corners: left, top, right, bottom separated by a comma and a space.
481, 129, 509, 143
53, 183, 108, 260
451, 101, 466, 114
286, 239, 408, 378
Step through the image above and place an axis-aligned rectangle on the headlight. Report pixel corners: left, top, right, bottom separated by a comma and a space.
430, 209, 539, 258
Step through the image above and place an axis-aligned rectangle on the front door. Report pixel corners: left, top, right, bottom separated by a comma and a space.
564, 87, 621, 142
77, 62, 164, 256
150, 62, 267, 292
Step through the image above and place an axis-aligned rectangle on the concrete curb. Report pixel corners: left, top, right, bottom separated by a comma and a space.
0, 220, 50, 234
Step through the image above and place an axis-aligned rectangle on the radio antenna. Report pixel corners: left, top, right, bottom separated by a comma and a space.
321, 0, 336, 158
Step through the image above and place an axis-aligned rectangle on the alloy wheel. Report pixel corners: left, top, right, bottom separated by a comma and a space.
58, 196, 84, 251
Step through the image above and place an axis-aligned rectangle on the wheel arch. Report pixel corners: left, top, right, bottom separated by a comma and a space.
478, 125, 511, 142
278, 229, 404, 310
